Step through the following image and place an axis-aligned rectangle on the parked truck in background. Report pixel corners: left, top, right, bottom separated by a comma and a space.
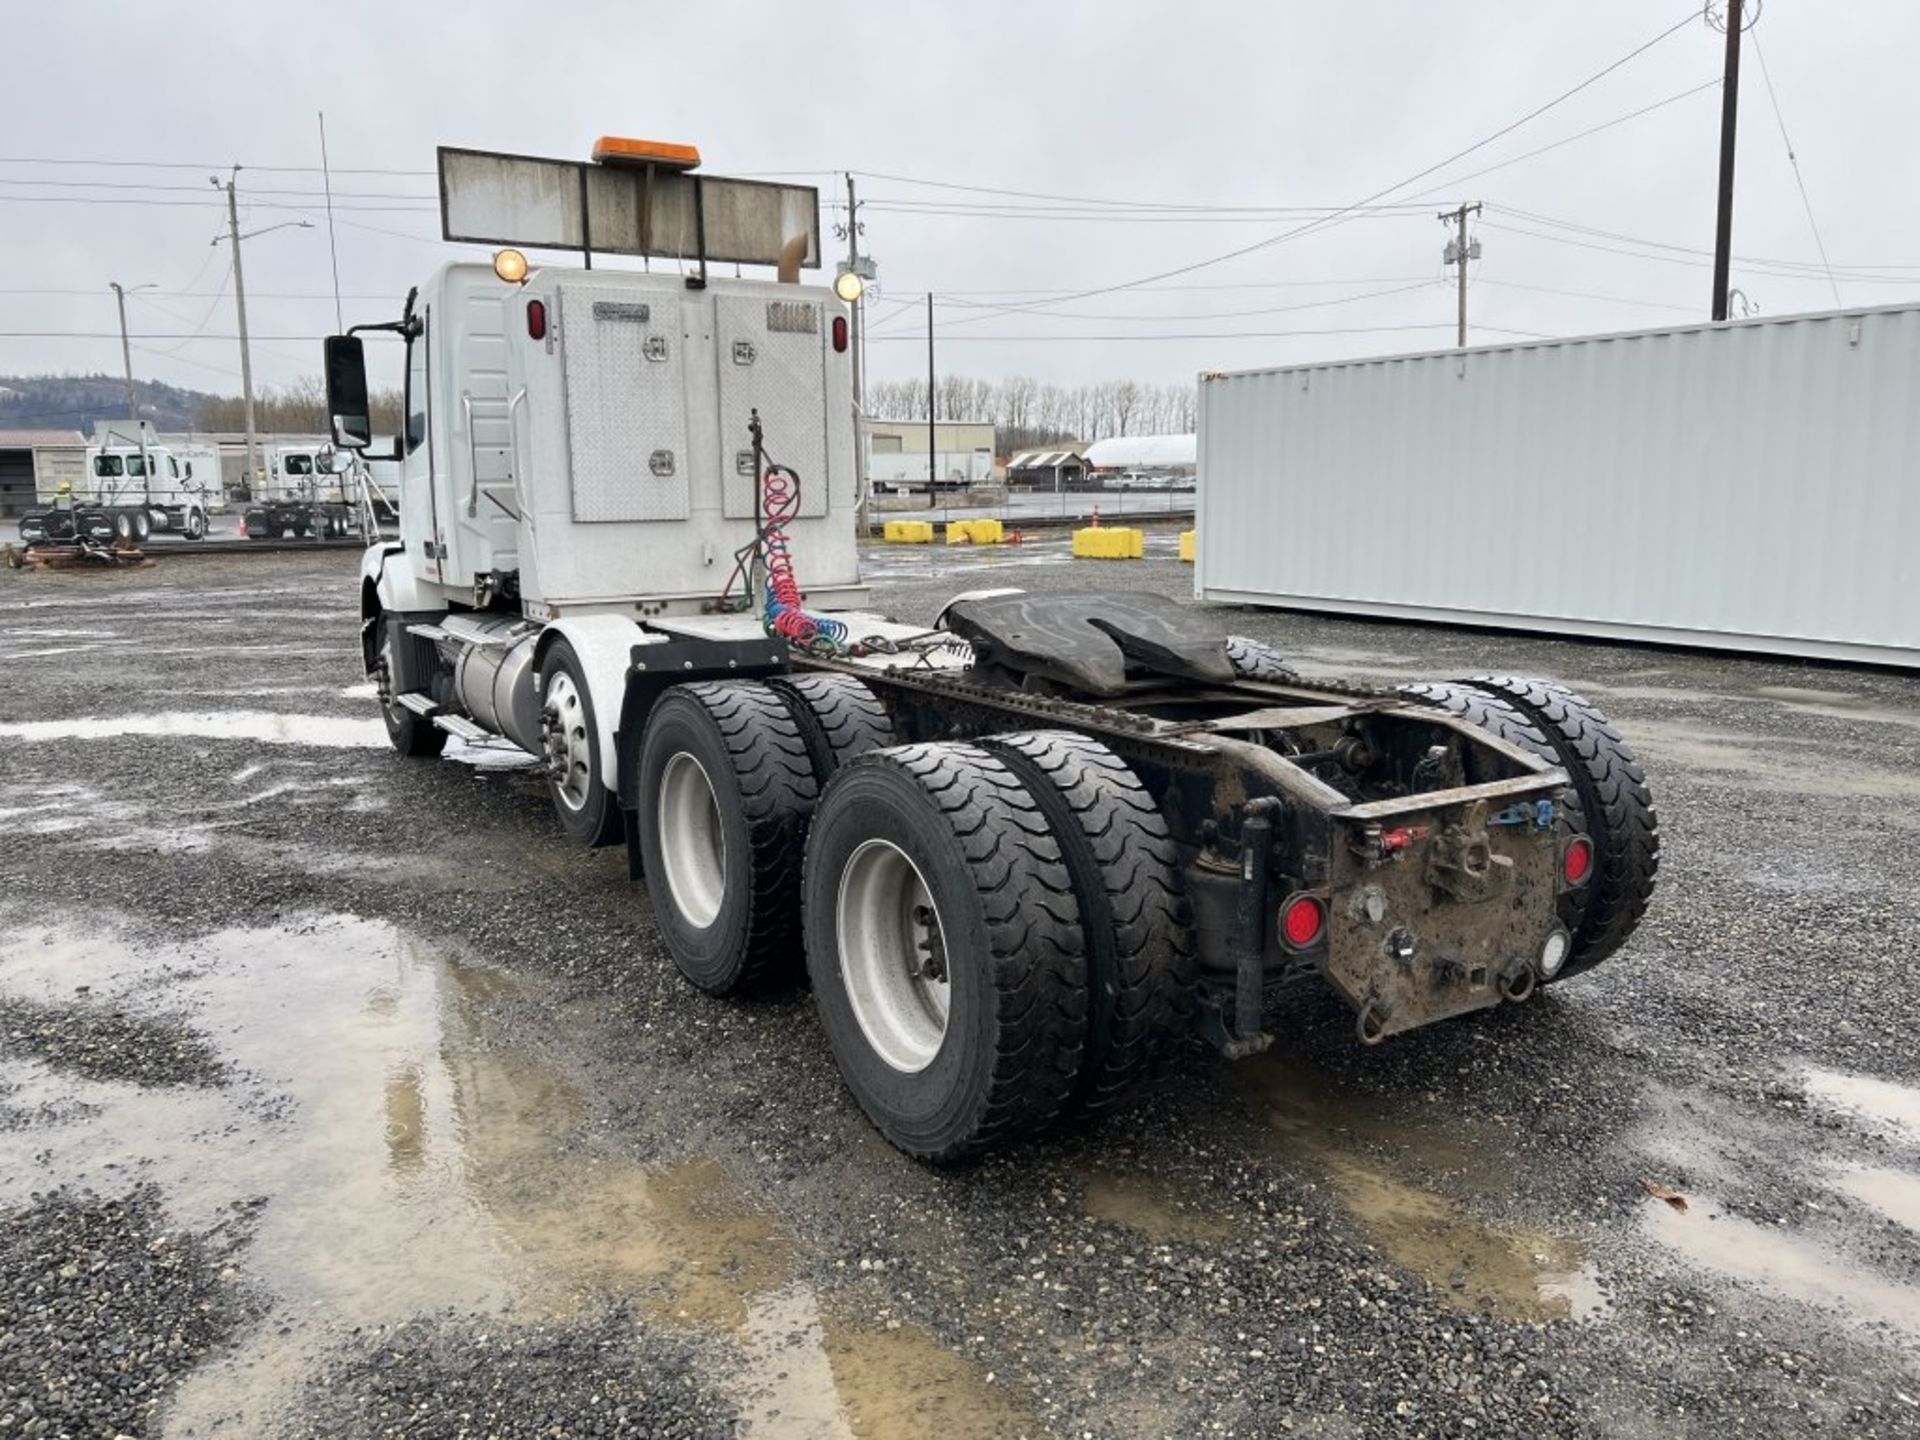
18, 429, 216, 545
244, 444, 360, 540
333, 137, 1658, 1161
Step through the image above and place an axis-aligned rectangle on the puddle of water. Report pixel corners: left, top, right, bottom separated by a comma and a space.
1642, 1192, 1920, 1344
1802, 1066, 1920, 1145
0, 711, 387, 749
0, 919, 779, 1431
820, 1316, 1039, 1439
1081, 1167, 1233, 1245
1239, 1055, 1592, 1321
0, 916, 1020, 1437
1831, 1164, 1920, 1232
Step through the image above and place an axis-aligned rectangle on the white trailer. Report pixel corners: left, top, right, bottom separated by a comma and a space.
1195, 303, 1920, 668
326, 138, 1660, 1161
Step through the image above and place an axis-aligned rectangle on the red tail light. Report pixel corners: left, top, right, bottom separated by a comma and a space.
1563, 835, 1594, 885
526, 298, 548, 340
831, 314, 849, 352
1279, 894, 1326, 949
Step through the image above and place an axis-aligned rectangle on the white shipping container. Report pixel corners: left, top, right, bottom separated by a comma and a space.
1195, 303, 1920, 667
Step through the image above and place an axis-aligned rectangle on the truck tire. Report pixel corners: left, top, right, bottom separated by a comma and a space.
638, 682, 818, 994
113, 511, 136, 543
1398, 681, 1593, 959
1460, 677, 1659, 976
132, 511, 152, 543
803, 743, 1087, 1160
1226, 635, 1298, 681
769, 673, 896, 783
537, 639, 623, 848
377, 630, 446, 759
981, 731, 1193, 1111
185, 509, 206, 541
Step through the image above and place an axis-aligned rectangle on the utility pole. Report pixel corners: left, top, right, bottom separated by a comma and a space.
926, 292, 937, 507
1439, 202, 1482, 349
845, 173, 866, 531
108, 282, 139, 422
217, 169, 263, 498
1710, 0, 1745, 321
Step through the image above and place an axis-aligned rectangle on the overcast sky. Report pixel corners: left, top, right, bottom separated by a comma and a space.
4, 0, 1916, 409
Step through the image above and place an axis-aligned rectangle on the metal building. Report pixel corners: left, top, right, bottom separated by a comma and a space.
0, 430, 87, 519
1195, 303, 1920, 668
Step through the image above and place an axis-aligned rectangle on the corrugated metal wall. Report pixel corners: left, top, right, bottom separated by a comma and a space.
1195, 304, 1920, 666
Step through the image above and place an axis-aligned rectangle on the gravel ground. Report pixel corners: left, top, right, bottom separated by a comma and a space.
288, 1314, 737, 1440
0, 1186, 256, 1438
1, 547, 1918, 1439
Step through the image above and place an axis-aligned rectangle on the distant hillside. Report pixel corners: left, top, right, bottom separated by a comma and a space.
0, 373, 225, 436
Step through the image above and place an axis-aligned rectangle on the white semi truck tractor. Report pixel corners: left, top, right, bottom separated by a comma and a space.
19, 429, 215, 546
245, 444, 360, 540
334, 138, 1658, 1160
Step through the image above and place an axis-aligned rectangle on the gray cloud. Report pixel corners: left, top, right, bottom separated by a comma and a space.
2, 0, 1911, 402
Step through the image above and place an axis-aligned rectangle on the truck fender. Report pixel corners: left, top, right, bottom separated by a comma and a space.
533, 614, 652, 793
362, 542, 434, 613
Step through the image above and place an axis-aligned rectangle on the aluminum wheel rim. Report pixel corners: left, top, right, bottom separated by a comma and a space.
836, 839, 950, 1074
657, 752, 726, 929
545, 671, 594, 813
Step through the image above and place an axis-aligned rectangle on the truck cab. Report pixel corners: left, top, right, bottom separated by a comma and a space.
369, 260, 860, 619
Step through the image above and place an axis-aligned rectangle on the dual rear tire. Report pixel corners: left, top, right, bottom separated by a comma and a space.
1399, 676, 1658, 981
633, 676, 1194, 1160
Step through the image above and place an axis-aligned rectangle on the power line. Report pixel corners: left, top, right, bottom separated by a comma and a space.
1400, 78, 1723, 201
129, 273, 234, 356
932, 6, 1703, 324
0, 155, 433, 176
858, 203, 1434, 226
1471, 277, 1697, 311
0, 193, 437, 213
1749, 30, 1841, 307
865, 323, 1539, 344
2, 330, 336, 340
869, 281, 1443, 335
0, 287, 399, 300
1489, 205, 1920, 278
0, 176, 436, 202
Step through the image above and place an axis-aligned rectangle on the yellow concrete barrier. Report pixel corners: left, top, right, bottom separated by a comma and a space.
883, 519, 934, 543
1072, 526, 1144, 559
1179, 529, 1195, 563
944, 518, 1006, 545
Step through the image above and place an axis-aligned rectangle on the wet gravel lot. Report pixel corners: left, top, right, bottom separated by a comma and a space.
2, 539, 1918, 1439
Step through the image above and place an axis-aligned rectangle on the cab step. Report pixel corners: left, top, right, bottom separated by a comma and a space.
431, 713, 489, 741
395, 692, 438, 717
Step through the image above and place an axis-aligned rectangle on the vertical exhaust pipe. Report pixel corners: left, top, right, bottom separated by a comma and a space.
777, 233, 807, 284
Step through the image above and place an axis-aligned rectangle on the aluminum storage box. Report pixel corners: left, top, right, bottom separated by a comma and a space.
1195, 304, 1920, 667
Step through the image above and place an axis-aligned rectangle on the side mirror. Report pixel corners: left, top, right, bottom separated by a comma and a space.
183, 461, 194, 478
324, 335, 373, 450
